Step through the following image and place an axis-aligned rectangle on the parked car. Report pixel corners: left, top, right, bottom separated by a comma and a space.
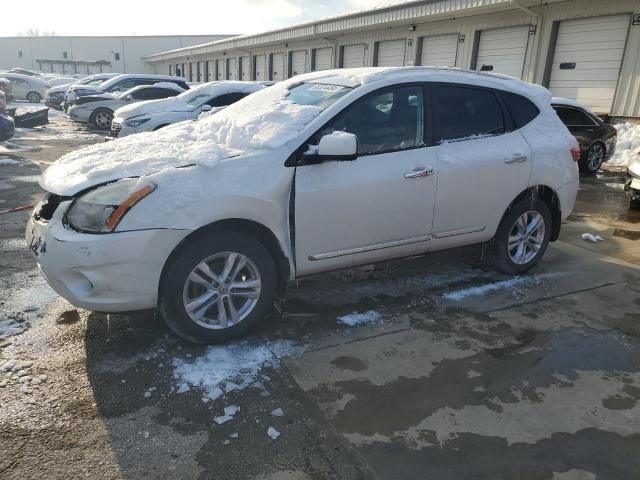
47, 73, 122, 111
65, 74, 189, 110
46, 76, 76, 87
2, 73, 50, 103
0, 90, 15, 141
552, 98, 617, 174
28, 67, 579, 343
625, 154, 640, 209
111, 81, 266, 138
69, 83, 186, 130
7, 68, 44, 77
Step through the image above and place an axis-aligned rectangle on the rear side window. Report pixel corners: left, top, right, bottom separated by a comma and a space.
501, 92, 540, 129
208, 92, 249, 107
553, 106, 597, 127
433, 85, 505, 143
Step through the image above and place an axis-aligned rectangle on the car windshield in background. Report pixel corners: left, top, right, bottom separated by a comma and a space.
287, 83, 352, 110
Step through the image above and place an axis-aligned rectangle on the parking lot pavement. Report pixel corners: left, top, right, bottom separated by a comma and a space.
1, 116, 640, 479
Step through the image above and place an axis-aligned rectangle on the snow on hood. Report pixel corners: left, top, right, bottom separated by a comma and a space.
115, 81, 265, 119
41, 82, 321, 195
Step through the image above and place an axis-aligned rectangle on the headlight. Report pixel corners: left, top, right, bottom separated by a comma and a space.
67, 178, 156, 233
125, 117, 150, 128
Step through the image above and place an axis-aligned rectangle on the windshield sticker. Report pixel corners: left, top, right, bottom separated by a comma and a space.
308, 84, 344, 92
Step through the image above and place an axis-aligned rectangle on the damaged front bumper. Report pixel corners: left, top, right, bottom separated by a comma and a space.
26, 198, 190, 312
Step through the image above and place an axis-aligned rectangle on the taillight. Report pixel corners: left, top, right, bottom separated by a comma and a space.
570, 146, 581, 162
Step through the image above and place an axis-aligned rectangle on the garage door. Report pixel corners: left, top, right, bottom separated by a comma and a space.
271, 53, 285, 81
376, 39, 406, 66
342, 45, 366, 68
290, 50, 307, 77
227, 58, 237, 80
239, 56, 250, 80
420, 34, 459, 67
254, 55, 267, 80
313, 48, 333, 71
216, 59, 224, 80
548, 14, 630, 114
475, 26, 530, 79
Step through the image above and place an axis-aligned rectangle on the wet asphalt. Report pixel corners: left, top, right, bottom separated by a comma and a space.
1, 114, 640, 480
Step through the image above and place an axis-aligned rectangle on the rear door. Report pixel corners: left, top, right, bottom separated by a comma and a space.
294, 84, 438, 275
431, 84, 531, 245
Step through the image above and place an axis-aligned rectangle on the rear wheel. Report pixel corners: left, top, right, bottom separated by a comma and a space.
580, 142, 605, 174
26, 91, 42, 103
490, 197, 552, 275
159, 231, 277, 343
91, 108, 113, 130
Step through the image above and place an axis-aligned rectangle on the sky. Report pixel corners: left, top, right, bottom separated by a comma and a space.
4, 0, 410, 37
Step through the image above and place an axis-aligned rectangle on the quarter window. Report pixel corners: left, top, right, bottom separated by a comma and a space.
501, 91, 539, 129
433, 85, 505, 143
321, 86, 424, 156
553, 106, 597, 127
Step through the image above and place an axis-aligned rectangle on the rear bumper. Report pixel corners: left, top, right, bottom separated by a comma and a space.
558, 180, 579, 221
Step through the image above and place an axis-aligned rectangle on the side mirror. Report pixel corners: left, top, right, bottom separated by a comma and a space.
200, 104, 213, 112
124, 95, 133, 102
313, 132, 358, 161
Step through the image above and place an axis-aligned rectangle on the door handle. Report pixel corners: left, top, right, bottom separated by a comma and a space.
404, 167, 434, 179
505, 154, 528, 164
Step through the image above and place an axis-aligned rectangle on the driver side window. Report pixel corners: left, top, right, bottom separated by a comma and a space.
320, 86, 424, 156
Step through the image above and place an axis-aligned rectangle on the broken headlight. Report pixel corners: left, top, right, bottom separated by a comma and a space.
67, 178, 156, 233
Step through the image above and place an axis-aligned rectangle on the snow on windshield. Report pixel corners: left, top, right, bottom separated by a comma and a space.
41, 82, 325, 194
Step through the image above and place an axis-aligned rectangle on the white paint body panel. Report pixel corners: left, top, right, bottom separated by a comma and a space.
548, 14, 630, 114
377, 40, 406, 67
420, 34, 459, 67
343, 45, 366, 68
476, 26, 530, 79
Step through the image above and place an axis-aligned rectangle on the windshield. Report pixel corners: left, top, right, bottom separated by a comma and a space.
286, 82, 352, 110
177, 84, 216, 106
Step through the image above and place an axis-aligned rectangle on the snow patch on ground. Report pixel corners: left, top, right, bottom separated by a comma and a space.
172, 340, 303, 402
337, 310, 383, 326
442, 273, 566, 301
0, 158, 20, 166
610, 122, 640, 167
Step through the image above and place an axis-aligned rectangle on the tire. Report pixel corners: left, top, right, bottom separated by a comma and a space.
90, 108, 113, 130
490, 196, 552, 275
26, 91, 42, 104
579, 142, 605, 175
159, 231, 278, 344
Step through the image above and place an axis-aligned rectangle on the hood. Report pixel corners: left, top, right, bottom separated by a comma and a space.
41, 82, 323, 196
69, 84, 102, 94
116, 97, 191, 119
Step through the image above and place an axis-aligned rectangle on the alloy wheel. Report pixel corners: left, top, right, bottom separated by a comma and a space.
508, 211, 546, 265
587, 143, 605, 172
182, 252, 262, 330
27, 92, 41, 103
94, 111, 113, 129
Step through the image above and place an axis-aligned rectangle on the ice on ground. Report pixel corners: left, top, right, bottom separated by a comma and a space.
0, 320, 25, 339
271, 408, 284, 417
337, 310, 383, 326
582, 233, 605, 243
442, 273, 565, 301
609, 122, 640, 167
214, 405, 240, 425
172, 340, 303, 402
267, 426, 281, 440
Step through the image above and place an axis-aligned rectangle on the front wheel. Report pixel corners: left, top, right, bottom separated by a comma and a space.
159, 231, 277, 343
91, 108, 113, 130
580, 142, 605, 174
26, 91, 42, 103
490, 197, 552, 275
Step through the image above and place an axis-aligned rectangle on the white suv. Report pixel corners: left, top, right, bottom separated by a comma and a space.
27, 67, 579, 344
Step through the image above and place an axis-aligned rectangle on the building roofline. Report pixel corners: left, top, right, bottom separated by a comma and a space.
0, 34, 237, 40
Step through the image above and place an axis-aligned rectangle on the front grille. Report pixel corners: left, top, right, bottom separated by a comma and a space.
109, 122, 122, 138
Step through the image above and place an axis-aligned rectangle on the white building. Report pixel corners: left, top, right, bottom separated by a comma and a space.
143, 0, 640, 117
0, 35, 234, 75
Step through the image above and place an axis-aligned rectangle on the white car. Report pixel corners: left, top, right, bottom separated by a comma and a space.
28, 67, 579, 344
110, 81, 266, 138
65, 74, 189, 110
2, 73, 50, 103
68, 83, 186, 130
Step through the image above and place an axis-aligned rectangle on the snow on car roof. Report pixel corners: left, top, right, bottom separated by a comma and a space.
98, 73, 186, 90
1, 73, 51, 86
120, 82, 186, 97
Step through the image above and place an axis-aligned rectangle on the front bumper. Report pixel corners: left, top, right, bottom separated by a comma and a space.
67, 107, 91, 123
110, 120, 146, 138
26, 200, 191, 312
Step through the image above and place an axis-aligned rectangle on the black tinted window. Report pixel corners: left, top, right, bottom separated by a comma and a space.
433, 85, 504, 143
321, 86, 424, 156
208, 92, 249, 107
501, 92, 539, 129
553, 106, 596, 126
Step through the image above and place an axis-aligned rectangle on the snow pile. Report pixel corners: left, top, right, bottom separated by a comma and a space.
41, 83, 322, 194
582, 233, 605, 243
172, 340, 303, 402
609, 122, 640, 167
337, 310, 383, 326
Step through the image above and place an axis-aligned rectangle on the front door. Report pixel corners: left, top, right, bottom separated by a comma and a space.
294, 85, 438, 275
430, 84, 532, 246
